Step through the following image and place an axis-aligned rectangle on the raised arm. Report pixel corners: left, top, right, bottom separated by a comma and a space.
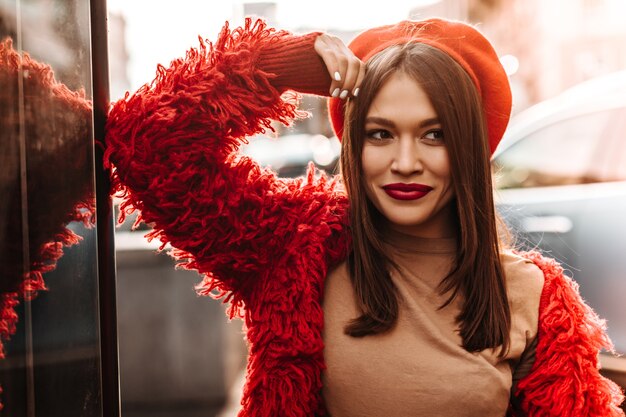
104, 19, 352, 315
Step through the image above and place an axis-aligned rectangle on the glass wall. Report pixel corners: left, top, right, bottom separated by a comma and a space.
0, 0, 105, 415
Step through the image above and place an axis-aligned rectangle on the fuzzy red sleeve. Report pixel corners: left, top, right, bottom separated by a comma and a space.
510, 252, 625, 416
104, 18, 347, 318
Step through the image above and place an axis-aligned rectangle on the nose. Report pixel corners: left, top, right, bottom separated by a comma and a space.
390, 137, 423, 176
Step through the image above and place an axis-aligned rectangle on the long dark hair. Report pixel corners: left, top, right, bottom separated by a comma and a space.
340, 42, 511, 355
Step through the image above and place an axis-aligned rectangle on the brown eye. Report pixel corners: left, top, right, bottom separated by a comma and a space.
423, 129, 444, 143
365, 129, 393, 141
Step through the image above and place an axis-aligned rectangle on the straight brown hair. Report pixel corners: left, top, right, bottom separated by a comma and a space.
340, 42, 511, 355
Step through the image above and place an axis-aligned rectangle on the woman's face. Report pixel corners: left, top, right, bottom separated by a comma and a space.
361, 71, 456, 238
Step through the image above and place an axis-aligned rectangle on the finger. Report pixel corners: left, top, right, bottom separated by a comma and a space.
352, 59, 366, 98
326, 36, 364, 99
314, 34, 348, 97
333, 40, 360, 99
314, 35, 342, 97
332, 48, 350, 98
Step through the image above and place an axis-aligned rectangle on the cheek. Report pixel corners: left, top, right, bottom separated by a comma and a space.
429, 148, 451, 180
360, 145, 385, 203
438, 159, 452, 182
361, 145, 384, 180
436, 154, 454, 199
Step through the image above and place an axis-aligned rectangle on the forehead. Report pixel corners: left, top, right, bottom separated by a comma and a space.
365, 72, 438, 124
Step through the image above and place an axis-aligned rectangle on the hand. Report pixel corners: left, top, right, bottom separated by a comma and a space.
314, 34, 365, 100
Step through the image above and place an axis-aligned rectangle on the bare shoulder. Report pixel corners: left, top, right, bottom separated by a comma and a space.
500, 249, 545, 310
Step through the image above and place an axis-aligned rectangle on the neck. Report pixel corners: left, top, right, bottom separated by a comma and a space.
380, 225, 457, 255
382, 206, 458, 240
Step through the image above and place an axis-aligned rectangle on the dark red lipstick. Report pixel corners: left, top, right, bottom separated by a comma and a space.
382, 183, 433, 201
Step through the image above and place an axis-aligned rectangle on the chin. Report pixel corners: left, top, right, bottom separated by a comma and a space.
380, 210, 430, 228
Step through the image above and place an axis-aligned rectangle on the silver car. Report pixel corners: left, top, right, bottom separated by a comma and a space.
493, 71, 626, 386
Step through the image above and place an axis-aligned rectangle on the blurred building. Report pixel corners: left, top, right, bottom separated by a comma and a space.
241, 1, 278, 25
475, 0, 626, 111
108, 11, 131, 100
0, 0, 90, 92
408, 0, 626, 111
409, 0, 469, 20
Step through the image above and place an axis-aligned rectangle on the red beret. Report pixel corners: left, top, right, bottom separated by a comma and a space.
328, 18, 512, 155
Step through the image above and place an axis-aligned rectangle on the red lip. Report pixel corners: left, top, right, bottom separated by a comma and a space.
382, 183, 433, 201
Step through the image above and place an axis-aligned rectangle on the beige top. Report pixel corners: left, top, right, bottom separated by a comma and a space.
321, 228, 544, 417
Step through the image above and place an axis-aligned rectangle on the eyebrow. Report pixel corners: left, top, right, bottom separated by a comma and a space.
364, 116, 440, 129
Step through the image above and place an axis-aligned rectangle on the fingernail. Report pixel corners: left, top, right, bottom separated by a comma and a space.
353, 87, 360, 97
334, 71, 341, 82
332, 88, 341, 98
339, 89, 349, 100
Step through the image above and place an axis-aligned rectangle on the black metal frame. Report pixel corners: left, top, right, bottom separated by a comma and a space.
89, 0, 120, 415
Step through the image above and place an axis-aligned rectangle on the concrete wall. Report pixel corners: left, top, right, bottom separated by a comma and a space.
116, 248, 246, 415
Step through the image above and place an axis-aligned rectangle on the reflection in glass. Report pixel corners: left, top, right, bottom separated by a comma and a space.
0, 0, 103, 415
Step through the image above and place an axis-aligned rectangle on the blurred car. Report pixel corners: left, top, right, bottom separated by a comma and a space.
492, 71, 626, 385
241, 133, 341, 178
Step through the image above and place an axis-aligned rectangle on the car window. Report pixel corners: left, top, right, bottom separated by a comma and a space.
493, 107, 626, 189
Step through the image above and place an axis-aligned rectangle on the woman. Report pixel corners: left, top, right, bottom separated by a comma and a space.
104, 17, 624, 416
